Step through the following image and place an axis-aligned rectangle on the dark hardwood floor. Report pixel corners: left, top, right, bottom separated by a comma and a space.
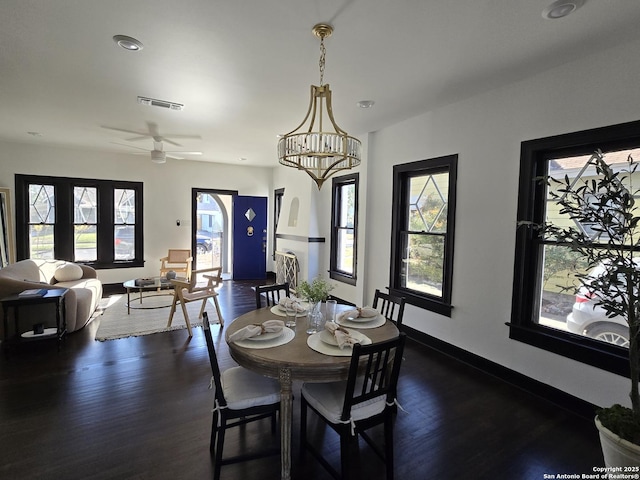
0, 279, 602, 479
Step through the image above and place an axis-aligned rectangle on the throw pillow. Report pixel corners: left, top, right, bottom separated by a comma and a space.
54, 263, 83, 282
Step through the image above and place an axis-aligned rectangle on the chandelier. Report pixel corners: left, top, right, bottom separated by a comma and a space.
278, 24, 362, 189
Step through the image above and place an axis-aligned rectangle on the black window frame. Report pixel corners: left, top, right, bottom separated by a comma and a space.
329, 173, 359, 285
510, 119, 640, 377
273, 188, 284, 261
15, 174, 144, 269
390, 155, 458, 317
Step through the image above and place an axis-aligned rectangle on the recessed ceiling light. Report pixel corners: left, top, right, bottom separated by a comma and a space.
113, 35, 143, 51
542, 0, 585, 19
357, 100, 375, 109
239, 157, 248, 162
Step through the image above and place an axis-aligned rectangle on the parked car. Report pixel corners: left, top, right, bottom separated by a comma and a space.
196, 234, 212, 254
565, 263, 630, 347
114, 226, 135, 259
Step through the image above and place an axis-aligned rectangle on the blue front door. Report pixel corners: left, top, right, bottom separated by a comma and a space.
232, 195, 267, 280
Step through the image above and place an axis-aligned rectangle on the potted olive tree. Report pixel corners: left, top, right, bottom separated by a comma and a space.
540, 150, 640, 466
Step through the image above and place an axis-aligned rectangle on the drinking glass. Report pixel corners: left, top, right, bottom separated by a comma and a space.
285, 305, 297, 328
295, 301, 307, 322
325, 299, 337, 324
306, 311, 322, 334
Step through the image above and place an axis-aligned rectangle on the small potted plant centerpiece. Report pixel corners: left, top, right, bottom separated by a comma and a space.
534, 150, 640, 466
297, 276, 334, 316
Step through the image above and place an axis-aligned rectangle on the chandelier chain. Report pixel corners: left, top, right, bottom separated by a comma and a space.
319, 36, 326, 86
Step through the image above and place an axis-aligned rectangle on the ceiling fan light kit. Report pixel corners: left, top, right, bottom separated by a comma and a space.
277, 23, 362, 190
150, 150, 166, 164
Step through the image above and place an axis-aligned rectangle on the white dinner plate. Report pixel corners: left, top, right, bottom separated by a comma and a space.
246, 329, 283, 341
336, 313, 386, 329
345, 314, 378, 323
319, 328, 367, 346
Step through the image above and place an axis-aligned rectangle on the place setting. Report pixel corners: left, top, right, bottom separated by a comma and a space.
335, 306, 386, 329
269, 296, 308, 318
227, 319, 294, 349
307, 321, 372, 357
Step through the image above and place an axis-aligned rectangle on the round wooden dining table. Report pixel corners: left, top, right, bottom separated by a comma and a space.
225, 305, 399, 480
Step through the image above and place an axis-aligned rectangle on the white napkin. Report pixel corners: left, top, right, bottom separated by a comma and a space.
338, 306, 378, 323
229, 320, 284, 342
278, 296, 306, 313
325, 322, 359, 350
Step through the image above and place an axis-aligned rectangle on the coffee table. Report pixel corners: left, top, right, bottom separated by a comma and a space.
123, 277, 177, 314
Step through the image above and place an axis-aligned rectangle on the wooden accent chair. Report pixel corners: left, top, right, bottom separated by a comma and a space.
300, 333, 407, 480
167, 267, 223, 336
202, 312, 280, 480
254, 282, 290, 309
160, 249, 193, 281
372, 289, 406, 328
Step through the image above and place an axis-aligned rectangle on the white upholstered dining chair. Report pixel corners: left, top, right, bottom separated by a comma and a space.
202, 312, 281, 480
300, 333, 407, 480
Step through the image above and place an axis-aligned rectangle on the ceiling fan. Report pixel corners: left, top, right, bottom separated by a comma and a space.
103, 121, 202, 163
111, 140, 203, 164
102, 121, 201, 145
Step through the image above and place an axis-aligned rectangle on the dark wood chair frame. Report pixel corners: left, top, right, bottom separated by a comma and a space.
300, 333, 407, 480
254, 282, 290, 309
202, 312, 281, 480
373, 289, 406, 328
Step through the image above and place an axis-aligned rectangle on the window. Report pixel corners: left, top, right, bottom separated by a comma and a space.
114, 188, 137, 261
510, 120, 640, 376
27, 183, 55, 259
16, 175, 143, 268
330, 174, 358, 285
273, 188, 284, 260
390, 155, 457, 316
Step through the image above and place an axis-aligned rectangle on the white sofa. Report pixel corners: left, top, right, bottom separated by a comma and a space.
0, 259, 103, 334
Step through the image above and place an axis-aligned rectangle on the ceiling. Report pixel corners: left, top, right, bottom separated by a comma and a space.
2, 0, 640, 168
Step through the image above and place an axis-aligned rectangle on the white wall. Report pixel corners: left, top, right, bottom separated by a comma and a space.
363, 38, 640, 408
0, 142, 273, 284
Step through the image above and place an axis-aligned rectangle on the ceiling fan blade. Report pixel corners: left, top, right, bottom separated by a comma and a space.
164, 151, 203, 155
125, 135, 153, 142
166, 154, 184, 160
161, 138, 182, 147
102, 125, 148, 136
162, 134, 202, 139
111, 142, 150, 153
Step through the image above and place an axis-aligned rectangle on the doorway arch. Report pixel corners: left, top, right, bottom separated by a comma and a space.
192, 188, 236, 274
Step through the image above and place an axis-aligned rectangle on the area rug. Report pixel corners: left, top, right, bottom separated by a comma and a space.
94, 291, 219, 341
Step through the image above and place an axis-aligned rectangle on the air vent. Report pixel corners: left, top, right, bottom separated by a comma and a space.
137, 96, 184, 111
